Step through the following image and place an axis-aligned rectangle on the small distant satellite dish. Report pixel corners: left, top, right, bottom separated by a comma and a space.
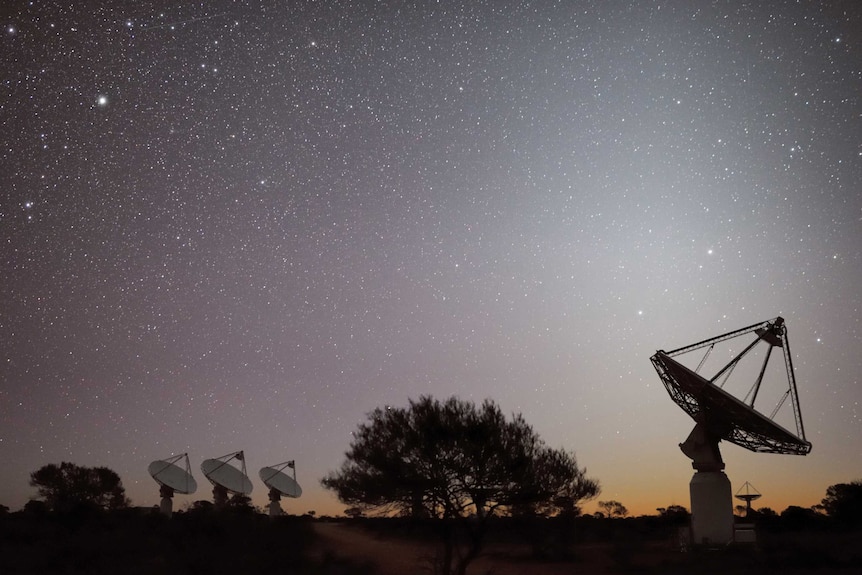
735, 481, 762, 517
260, 460, 301, 517
201, 451, 253, 507
148, 453, 197, 517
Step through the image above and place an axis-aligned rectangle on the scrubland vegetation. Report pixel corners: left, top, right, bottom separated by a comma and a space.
1, 503, 861, 574
4, 398, 860, 574
0, 505, 328, 575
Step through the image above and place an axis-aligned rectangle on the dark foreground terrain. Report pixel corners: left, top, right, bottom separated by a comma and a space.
1, 508, 860, 574
317, 516, 862, 575
0, 506, 357, 575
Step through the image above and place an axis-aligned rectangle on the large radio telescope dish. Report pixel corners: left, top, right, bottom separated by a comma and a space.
260, 462, 302, 498
651, 317, 810, 457
148, 453, 197, 517
148, 453, 198, 494
260, 460, 301, 517
201, 451, 253, 507
650, 316, 811, 546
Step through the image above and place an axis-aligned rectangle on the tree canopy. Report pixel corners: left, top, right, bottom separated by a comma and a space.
598, 500, 629, 518
820, 480, 862, 526
29, 462, 129, 512
322, 395, 599, 575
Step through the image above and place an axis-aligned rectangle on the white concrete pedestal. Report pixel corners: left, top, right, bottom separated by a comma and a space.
159, 496, 173, 517
689, 470, 733, 546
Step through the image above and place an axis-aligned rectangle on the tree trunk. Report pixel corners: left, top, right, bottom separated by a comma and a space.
454, 518, 486, 575
439, 520, 455, 575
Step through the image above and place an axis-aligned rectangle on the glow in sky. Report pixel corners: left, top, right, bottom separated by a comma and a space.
2, 1, 860, 517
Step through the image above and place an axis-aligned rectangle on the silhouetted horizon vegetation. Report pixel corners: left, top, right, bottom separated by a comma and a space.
5, 392, 861, 574
3, 500, 861, 575
321, 395, 600, 575
0, 502, 344, 575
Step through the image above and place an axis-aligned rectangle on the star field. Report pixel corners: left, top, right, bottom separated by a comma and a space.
2, 1, 861, 515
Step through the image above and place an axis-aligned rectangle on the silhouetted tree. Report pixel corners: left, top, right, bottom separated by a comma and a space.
29, 462, 129, 512
656, 504, 689, 519
820, 480, 862, 526
780, 505, 822, 530
226, 493, 256, 513
187, 500, 214, 513
344, 506, 364, 518
656, 505, 689, 527
22, 499, 49, 515
598, 500, 629, 518
321, 395, 599, 575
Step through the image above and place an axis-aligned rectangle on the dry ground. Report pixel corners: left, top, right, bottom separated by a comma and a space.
312, 522, 626, 575
311, 522, 862, 575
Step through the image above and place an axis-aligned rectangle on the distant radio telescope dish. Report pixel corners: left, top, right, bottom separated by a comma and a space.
201, 451, 253, 507
259, 460, 301, 517
650, 317, 810, 547
735, 481, 762, 517
148, 453, 197, 517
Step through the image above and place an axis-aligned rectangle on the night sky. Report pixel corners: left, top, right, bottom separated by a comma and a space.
2, 1, 860, 517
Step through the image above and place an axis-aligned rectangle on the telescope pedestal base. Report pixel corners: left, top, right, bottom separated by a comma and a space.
213, 484, 229, 508
690, 470, 733, 546
268, 487, 284, 518
159, 496, 173, 517
268, 501, 283, 517
159, 484, 175, 517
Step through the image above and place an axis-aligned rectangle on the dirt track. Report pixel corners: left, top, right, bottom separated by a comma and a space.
313, 522, 434, 574
312, 523, 862, 575
312, 522, 615, 575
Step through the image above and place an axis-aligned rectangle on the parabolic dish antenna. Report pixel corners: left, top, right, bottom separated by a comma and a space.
149, 454, 198, 494
651, 351, 810, 455
650, 317, 811, 546
201, 451, 253, 506
148, 453, 197, 517
260, 460, 301, 517
260, 463, 302, 498
735, 481, 762, 517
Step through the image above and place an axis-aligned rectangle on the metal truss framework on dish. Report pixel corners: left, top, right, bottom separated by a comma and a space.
650, 317, 811, 547
651, 316, 809, 457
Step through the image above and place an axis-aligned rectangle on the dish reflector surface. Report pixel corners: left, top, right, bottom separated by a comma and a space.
201, 458, 253, 494
260, 466, 302, 498
148, 459, 198, 494
651, 351, 811, 455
